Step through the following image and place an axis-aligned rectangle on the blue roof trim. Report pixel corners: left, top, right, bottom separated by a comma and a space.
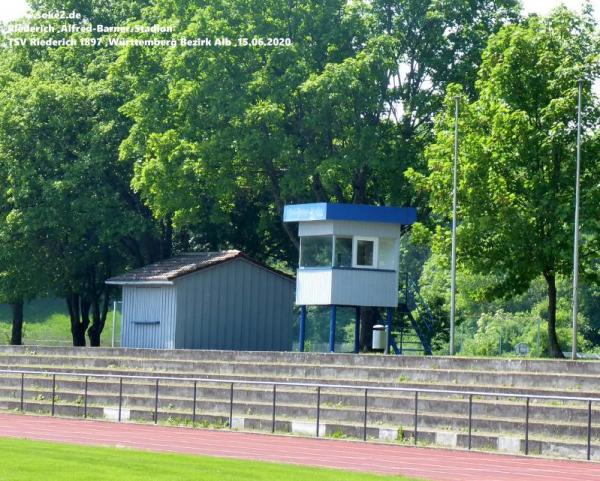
283, 203, 416, 225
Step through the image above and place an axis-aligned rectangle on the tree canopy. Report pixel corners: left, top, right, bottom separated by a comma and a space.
117, 0, 518, 258
415, 7, 600, 357
1, 0, 599, 355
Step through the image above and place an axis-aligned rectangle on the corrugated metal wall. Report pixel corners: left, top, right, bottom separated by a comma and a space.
330, 269, 398, 307
174, 258, 295, 351
121, 286, 177, 349
299, 220, 401, 238
296, 268, 398, 307
296, 269, 332, 305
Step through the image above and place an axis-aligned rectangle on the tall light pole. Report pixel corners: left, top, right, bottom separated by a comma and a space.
450, 96, 459, 356
571, 79, 583, 361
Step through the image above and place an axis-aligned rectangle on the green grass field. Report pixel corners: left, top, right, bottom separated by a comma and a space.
0, 438, 424, 481
0, 298, 121, 346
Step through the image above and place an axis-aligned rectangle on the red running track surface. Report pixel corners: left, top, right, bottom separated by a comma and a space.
0, 413, 599, 481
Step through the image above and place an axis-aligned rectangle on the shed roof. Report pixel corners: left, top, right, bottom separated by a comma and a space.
283, 203, 416, 225
106, 250, 294, 286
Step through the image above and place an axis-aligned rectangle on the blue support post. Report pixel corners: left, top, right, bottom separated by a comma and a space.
299, 306, 307, 352
354, 307, 361, 354
329, 305, 337, 353
385, 307, 393, 355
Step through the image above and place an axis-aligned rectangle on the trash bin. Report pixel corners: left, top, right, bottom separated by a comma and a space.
372, 324, 386, 351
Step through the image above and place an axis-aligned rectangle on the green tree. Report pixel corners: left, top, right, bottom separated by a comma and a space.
0, 47, 49, 345
0, 0, 172, 346
117, 0, 518, 249
0, 59, 159, 346
415, 7, 600, 357
0, 215, 46, 345
114, 0, 519, 349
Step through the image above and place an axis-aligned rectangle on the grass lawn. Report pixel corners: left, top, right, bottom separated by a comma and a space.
0, 438, 425, 481
0, 298, 121, 347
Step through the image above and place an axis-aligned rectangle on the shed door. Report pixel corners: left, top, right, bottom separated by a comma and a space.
122, 286, 177, 349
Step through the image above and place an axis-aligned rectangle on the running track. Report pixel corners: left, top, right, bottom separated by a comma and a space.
0, 413, 599, 481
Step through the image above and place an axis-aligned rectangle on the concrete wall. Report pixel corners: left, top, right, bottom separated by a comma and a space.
121, 286, 177, 349
174, 258, 295, 351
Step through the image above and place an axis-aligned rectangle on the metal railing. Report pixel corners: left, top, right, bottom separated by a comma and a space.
0, 368, 597, 460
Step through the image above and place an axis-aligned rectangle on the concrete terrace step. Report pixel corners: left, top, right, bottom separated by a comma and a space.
2, 391, 598, 446
0, 375, 600, 422
2, 351, 600, 392
1, 346, 599, 462
3, 363, 599, 401
0, 371, 597, 416
2, 390, 596, 440
3, 345, 600, 376
0, 374, 598, 440
1, 360, 599, 399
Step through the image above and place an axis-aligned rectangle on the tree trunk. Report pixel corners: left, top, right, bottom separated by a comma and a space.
87, 299, 102, 347
359, 307, 379, 352
10, 298, 24, 345
66, 294, 90, 347
261, 156, 299, 251
121, 236, 145, 267
352, 165, 369, 204
87, 293, 110, 347
161, 217, 173, 259
543, 272, 565, 358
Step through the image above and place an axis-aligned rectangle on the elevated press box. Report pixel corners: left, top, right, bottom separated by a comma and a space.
283, 203, 417, 308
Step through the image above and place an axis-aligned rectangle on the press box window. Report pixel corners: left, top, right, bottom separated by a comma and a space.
378, 238, 396, 270
334, 237, 352, 267
300, 236, 333, 267
353, 237, 377, 268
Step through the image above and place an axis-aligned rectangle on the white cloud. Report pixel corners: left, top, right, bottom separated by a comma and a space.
522, 0, 600, 21
0, 0, 30, 23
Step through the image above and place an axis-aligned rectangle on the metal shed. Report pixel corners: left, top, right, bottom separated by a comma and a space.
106, 250, 295, 351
